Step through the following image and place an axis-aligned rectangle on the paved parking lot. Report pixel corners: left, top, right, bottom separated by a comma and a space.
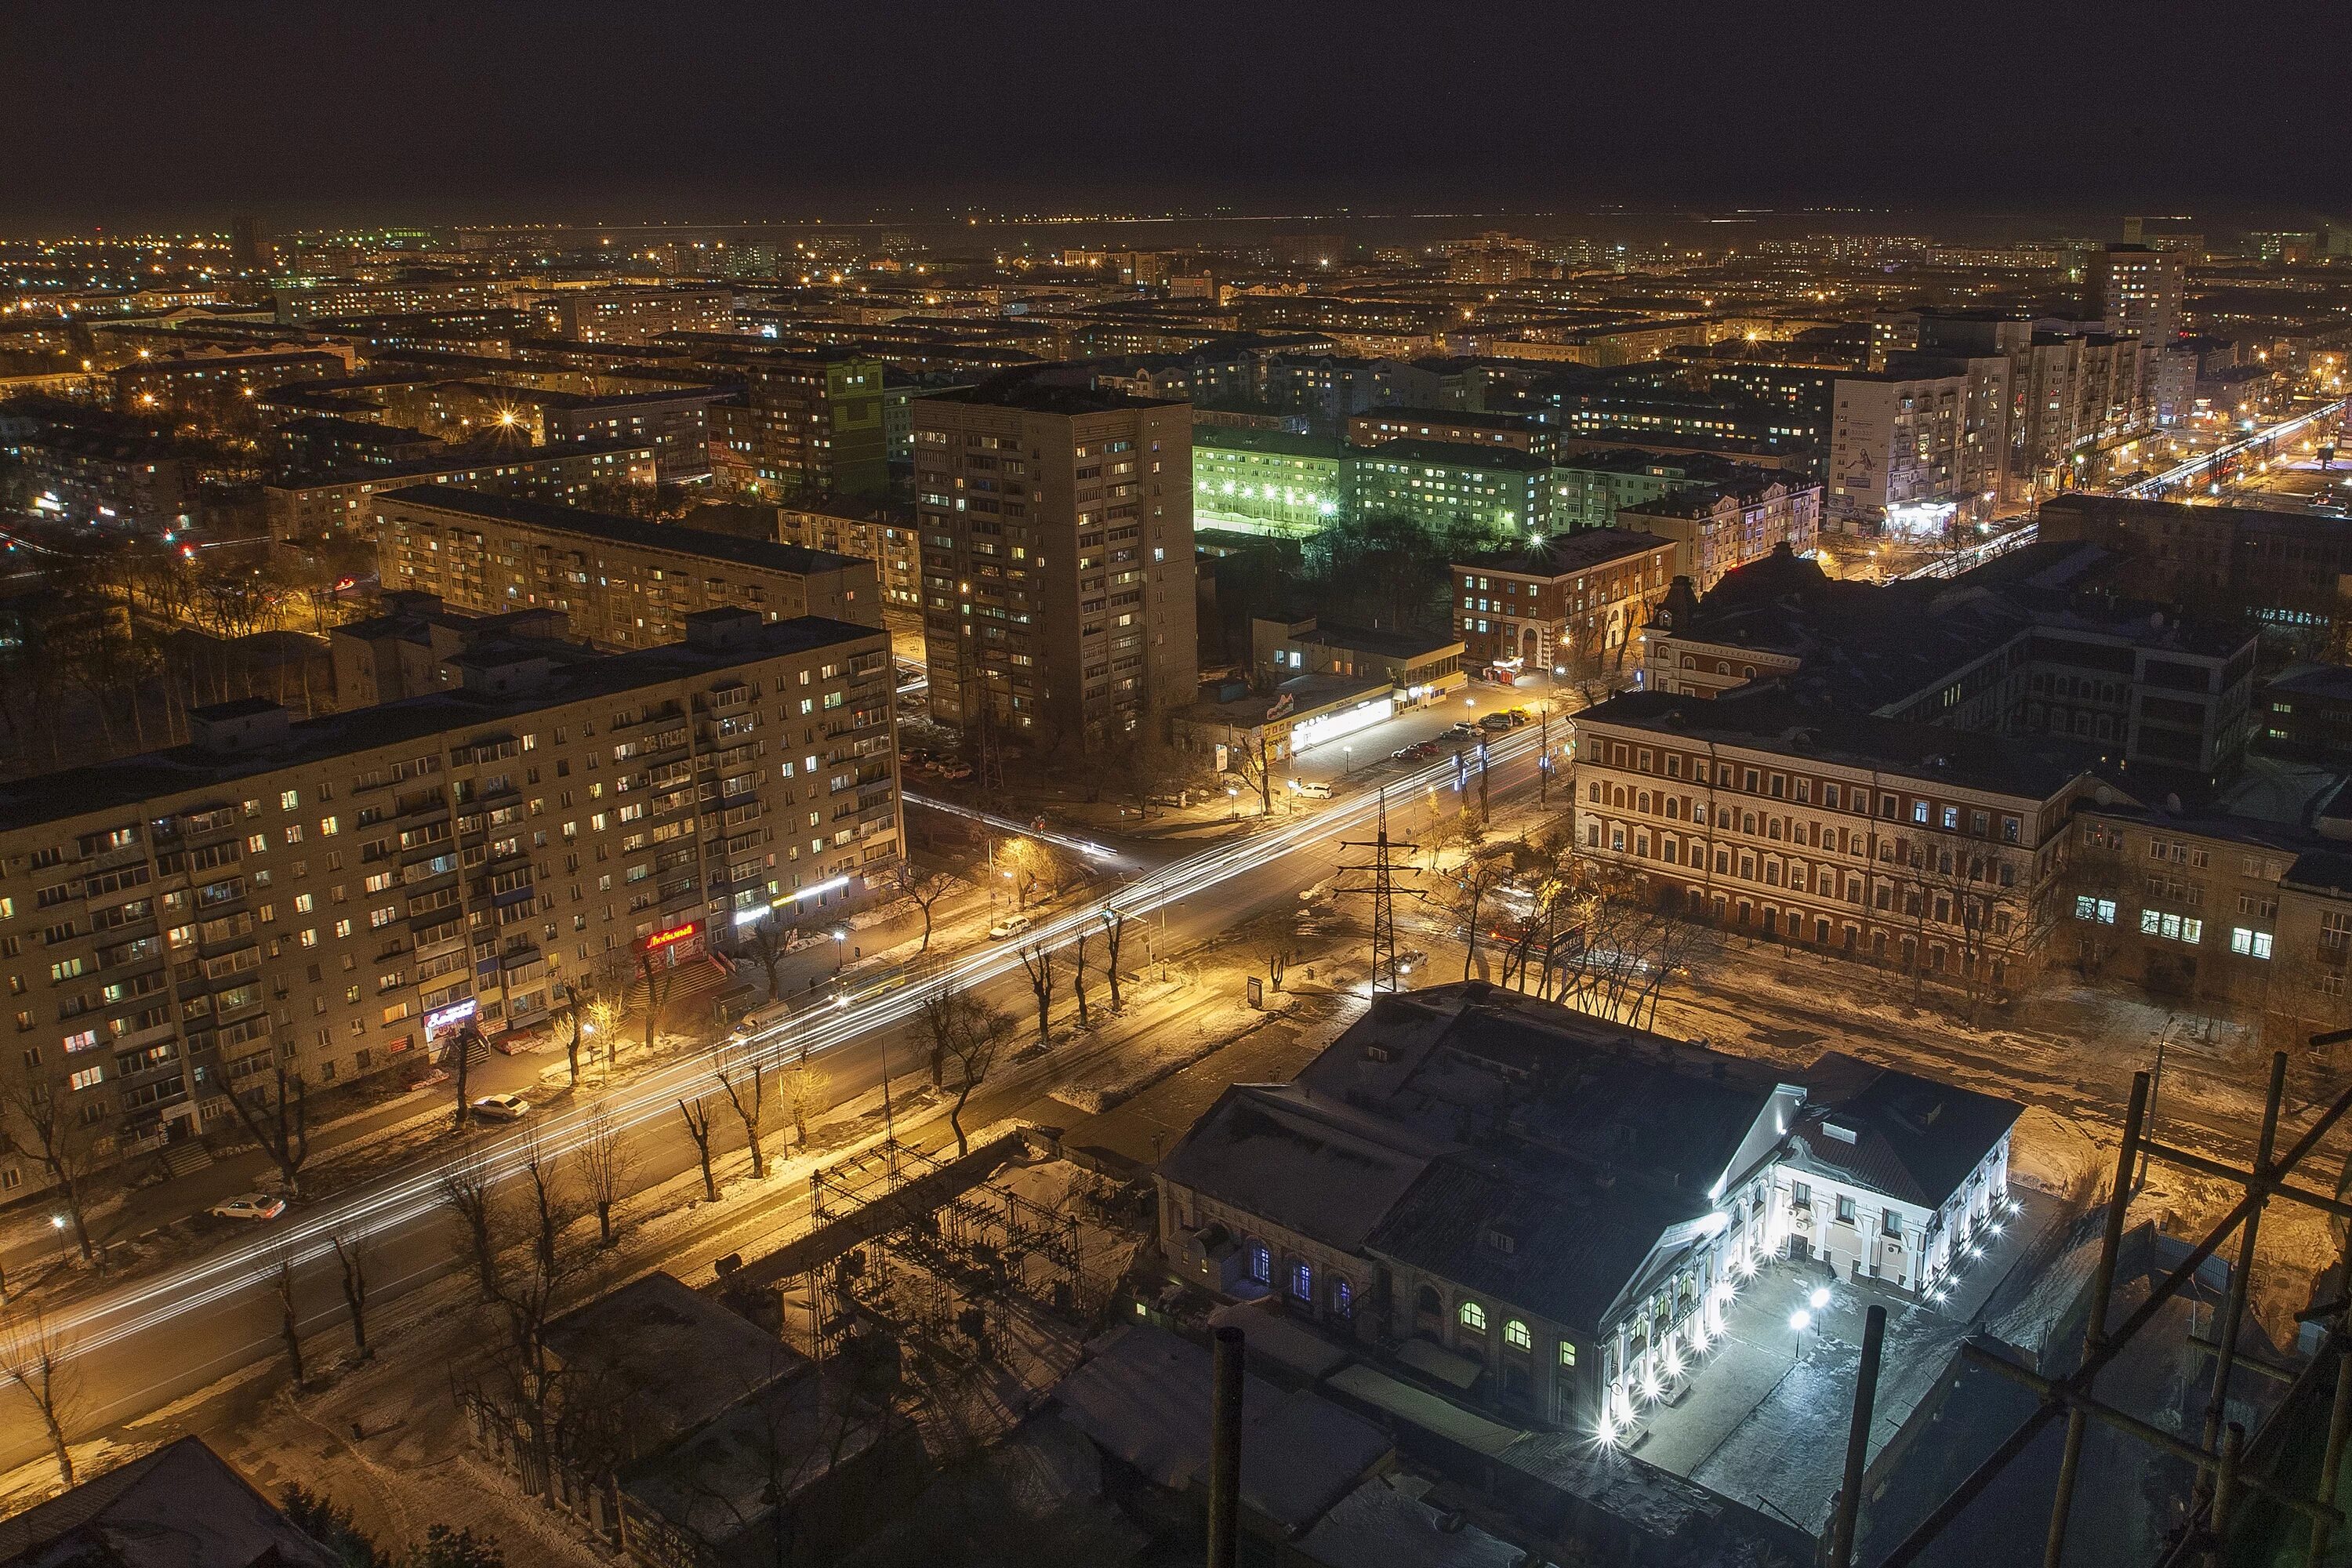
1626, 1189, 2063, 1531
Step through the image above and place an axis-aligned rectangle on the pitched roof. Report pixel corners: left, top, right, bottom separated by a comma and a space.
1788, 1053, 2024, 1208
1157, 1086, 1441, 1250
0, 1436, 344, 1568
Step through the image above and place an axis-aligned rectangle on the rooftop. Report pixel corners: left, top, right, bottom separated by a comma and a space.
1357, 437, 1552, 474
1454, 528, 1675, 577
1577, 680, 2107, 802
0, 1436, 343, 1568
0, 612, 882, 834
379, 485, 862, 577
927, 378, 1186, 417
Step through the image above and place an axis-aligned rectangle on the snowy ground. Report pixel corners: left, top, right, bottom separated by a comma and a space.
1631, 1189, 2070, 1530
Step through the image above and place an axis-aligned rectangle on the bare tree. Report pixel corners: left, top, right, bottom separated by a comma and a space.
779, 1059, 830, 1149
557, 986, 593, 1088
919, 991, 1017, 1159
741, 916, 793, 1002
1017, 942, 1056, 1047
450, 1022, 481, 1130
272, 1254, 307, 1388
1245, 920, 1294, 993
584, 996, 622, 1072
0, 1308, 78, 1488
331, 1234, 371, 1360
637, 949, 677, 1056
1440, 841, 1525, 982
715, 1062, 771, 1180
2, 1083, 101, 1265
570, 1102, 633, 1246
678, 1096, 720, 1201
440, 1152, 498, 1301
456, 1134, 601, 1502
216, 1062, 311, 1199
1102, 910, 1127, 1009
891, 862, 957, 953
1069, 927, 1092, 1028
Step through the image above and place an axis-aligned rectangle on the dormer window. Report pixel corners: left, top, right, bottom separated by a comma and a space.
1822, 1121, 1857, 1144
1483, 1223, 1519, 1256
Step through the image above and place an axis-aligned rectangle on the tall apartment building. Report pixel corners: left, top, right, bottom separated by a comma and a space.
375, 488, 877, 647
775, 500, 923, 614
915, 383, 1198, 751
2091, 245, 2186, 345
1825, 365, 2009, 534
717, 354, 889, 499
0, 609, 897, 1173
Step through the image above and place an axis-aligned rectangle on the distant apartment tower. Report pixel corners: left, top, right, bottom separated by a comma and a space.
2092, 246, 2185, 344
1825, 365, 2009, 534
716, 354, 889, 499
230, 215, 275, 272
915, 383, 1197, 751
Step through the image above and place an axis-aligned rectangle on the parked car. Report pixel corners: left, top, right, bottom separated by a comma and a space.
469, 1093, 531, 1123
1446, 721, 1483, 740
1502, 707, 1532, 727
210, 1193, 287, 1222
988, 913, 1033, 940
1288, 778, 1334, 800
1479, 712, 1512, 732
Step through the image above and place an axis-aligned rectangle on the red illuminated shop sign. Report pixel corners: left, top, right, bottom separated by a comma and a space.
637, 920, 705, 966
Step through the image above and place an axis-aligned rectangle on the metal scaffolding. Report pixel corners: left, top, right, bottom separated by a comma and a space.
1827, 1040, 2352, 1568
796, 1136, 1087, 1365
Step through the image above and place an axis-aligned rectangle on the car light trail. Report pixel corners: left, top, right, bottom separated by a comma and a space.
46, 726, 1551, 1363
902, 791, 1120, 861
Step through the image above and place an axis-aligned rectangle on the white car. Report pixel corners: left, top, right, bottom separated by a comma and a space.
210, 1193, 287, 1222
1288, 778, 1334, 800
988, 913, 1033, 940
470, 1093, 531, 1123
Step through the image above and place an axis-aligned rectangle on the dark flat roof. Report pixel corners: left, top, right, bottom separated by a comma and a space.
379, 486, 862, 577
925, 381, 1186, 416
1356, 437, 1550, 474
1454, 528, 1675, 576
0, 615, 881, 835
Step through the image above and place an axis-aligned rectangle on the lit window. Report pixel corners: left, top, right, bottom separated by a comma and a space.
1459, 1301, 1486, 1332
2230, 927, 2274, 960
1504, 1319, 1533, 1351
1559, 1341, 1577, 1367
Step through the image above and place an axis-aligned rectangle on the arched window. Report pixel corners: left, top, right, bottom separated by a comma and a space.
1247, 1242, 1271, 1284
1459, 1301, 1487, 1332
1417, 1284, 1441, 1315
1290, 1260, 1312, 1300
1637, 790, 1652, 814
1504, 1319, 1534, 1351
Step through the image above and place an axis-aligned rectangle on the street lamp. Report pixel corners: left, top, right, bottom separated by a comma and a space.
1343, 745, 1352, 776
1227, 785, 1238, 819
49, 1214, 67, 1264
831, 927, 848, 972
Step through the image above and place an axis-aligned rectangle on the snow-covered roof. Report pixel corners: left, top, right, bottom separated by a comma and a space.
1789, 1053, 2021, 1209
1049, 1323, 1392, 1533
1157, 1083, 1443, 1250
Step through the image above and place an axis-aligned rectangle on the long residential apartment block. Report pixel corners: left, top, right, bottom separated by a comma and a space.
375, 487, 878, 648
0, 608, 898, 1176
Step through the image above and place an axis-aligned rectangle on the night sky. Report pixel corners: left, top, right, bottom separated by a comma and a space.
9, 1, 2347, 230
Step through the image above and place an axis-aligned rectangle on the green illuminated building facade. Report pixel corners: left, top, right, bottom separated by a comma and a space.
1354, 439, 1553, 543
1192, 427, 1352, 538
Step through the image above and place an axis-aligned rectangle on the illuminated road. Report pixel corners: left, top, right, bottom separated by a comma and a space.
10, 724, 1557, 1467
1894, 397, 2350, 583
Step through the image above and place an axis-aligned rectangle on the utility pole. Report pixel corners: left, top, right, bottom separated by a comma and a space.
1338, 789, 1421, 993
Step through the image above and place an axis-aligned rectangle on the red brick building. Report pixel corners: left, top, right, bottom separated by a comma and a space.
1451, 528, 1676, 673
